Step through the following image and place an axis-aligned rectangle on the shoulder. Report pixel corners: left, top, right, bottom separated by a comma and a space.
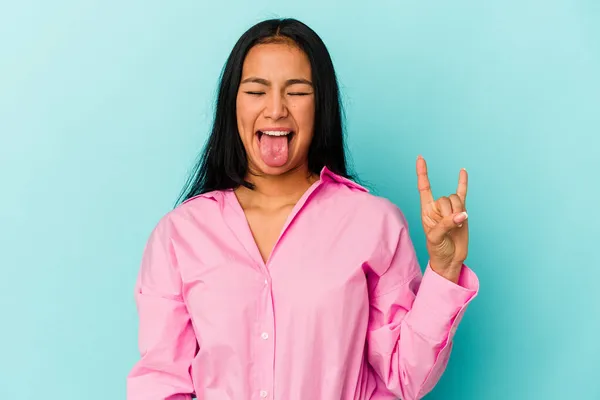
359, 191, 409, 235
320, 168, 408, 227
145, 190, 226, 241
168, 190, 225, 221
325, 184, 417, 276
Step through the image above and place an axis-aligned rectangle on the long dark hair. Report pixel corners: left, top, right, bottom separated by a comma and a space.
176, 18, 353, 205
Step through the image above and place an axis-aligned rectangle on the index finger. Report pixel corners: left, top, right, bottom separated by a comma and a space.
456, 168, 468, 204
416, 155, 434, 207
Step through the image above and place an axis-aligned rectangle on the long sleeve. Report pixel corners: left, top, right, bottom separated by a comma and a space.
366, 208, 479, 400
127, 218, 197, 400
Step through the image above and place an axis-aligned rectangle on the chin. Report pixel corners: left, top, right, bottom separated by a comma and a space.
248, 156, 304, 178
255, 162, 294, 176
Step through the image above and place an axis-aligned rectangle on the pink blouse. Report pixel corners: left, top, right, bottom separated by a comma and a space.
127, 167, 479, 400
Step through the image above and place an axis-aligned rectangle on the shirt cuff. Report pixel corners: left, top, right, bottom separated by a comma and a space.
405, 263, 479, 342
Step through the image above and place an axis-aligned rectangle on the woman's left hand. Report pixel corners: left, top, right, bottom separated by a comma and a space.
416, 155, 469, 283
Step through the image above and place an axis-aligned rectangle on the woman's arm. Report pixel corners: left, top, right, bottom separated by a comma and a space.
366, 207, 478, 400
127, 218, 196, 400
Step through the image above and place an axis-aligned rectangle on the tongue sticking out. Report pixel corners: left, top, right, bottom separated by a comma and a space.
259, 134, 289, 167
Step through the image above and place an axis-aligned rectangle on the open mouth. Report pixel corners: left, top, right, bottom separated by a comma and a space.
255, 130, 294, 167
257, 130, 295, 143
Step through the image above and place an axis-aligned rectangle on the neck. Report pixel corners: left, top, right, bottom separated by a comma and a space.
235, 164, 319, 210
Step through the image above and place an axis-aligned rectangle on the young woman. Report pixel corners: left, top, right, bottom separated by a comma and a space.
127, 18, 479, 400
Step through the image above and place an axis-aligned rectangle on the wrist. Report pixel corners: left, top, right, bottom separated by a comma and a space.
430, 260, 463, 284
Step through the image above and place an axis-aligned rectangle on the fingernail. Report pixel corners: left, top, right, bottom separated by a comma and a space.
453, 212, 468, 224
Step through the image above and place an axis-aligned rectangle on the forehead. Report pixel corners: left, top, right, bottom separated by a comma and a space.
242, 42, 311, 78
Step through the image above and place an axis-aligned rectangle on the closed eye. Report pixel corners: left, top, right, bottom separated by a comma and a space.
245, 91, 265, 96
288, 92, 312, 96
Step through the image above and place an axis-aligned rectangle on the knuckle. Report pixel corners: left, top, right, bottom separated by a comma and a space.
449, 194, 463, 206
437, 196, 450, 205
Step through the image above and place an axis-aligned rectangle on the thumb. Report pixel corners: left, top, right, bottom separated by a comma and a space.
428, 212, 468, 244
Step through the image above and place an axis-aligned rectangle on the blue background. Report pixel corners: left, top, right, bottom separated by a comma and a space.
1, 1, 598, 399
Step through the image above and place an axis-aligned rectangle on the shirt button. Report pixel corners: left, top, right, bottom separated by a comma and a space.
260, 390, 268, 398
261, 332, 269, 340
264, 278, 268, 285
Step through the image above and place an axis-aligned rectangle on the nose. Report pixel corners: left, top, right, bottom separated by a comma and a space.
264, 92, 288, 120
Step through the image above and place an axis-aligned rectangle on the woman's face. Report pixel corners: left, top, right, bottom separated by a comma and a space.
236, 42, 315, 176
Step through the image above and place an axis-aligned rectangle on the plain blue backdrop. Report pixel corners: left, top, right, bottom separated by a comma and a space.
1, 1, 599, 399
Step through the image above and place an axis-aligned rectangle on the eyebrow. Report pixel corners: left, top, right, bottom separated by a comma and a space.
240, 77, 313, 87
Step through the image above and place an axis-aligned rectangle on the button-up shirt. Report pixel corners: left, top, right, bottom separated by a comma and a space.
127, 167, 479, 400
